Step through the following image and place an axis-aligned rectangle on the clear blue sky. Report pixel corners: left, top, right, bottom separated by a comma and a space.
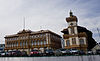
0, 0, 100, 43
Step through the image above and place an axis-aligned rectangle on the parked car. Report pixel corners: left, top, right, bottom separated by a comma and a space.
59, 48, 71, 55
21, 51, 28, 57
44, 49, 54, 56
96, 49, 100, 54
87, 51, 93, 55
5, 51, 10, 57
66, 49, 71, 55
14, 50, 22, 56
54, 49, 62, 56
59, 48, 67, 55
78, 50, 85, 55
30, 50, 39, 56
69, 49, 79, 55
38, 50, 43, 56
6, 51, 12, 56
0, 51, 6, 57
7, 50, 22, 57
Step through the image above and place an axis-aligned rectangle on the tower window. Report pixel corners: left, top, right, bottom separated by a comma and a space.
79, 39, 84, 45
70, 23, 73, 26
66, 40, 70, 46
70, 27, 75, 34
72, 38, 76, 45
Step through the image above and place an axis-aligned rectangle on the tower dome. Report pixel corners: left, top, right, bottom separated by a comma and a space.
66, 11, 78, 22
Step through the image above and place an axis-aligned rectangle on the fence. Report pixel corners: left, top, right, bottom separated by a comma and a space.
0, 55, 100, 61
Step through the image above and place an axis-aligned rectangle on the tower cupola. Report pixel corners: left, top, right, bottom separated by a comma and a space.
66, 11, 78, 22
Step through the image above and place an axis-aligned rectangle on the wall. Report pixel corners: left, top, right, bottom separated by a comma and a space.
0, 55, 100, 61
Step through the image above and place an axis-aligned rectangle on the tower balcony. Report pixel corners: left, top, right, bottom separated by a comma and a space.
63, 32, 87, 39
63, 34, 78, 39
78, 32, 87, 37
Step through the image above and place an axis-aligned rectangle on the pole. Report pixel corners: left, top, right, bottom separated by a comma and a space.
23, 17, 25, 30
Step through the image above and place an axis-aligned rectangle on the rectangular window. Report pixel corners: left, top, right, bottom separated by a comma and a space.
25, 41, 27, 46
17, 42, 18, 46
66, 40, 70, 46
70, 27, 75, 34
44, 40, 46, 45
34, 41, 36, 45
38, 40, 40, 45
80, 39, 84, 45
23, 41, 25, 46
72, 38, 76, 45
33, 41, 35, 45
41, 41, 43, 45
31, 40, 33, 45
20, 41, 22, 47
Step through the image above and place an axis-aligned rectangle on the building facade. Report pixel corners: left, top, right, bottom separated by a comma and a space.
61, 11, 96, 52
5, 29, 62, 54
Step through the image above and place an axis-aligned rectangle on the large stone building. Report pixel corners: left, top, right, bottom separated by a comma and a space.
5, 29, 62, 54
61, 11, 97, 52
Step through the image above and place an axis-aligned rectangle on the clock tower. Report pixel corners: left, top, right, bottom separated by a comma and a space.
67, 11, 78, 35
61, 11, 88, 52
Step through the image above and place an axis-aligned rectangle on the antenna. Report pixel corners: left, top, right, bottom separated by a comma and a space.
23, 17, 25, 30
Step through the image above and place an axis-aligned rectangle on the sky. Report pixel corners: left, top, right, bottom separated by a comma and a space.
0, 0, 100, 44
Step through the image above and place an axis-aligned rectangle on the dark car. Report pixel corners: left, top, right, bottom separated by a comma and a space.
30, 50, 39, 56
7, 50, 22, 57
14, 51, 22, 56
96, 49, 100, 54
6, 51, 12, 56
44, 49, 54, 56
54, 49, 62, 56
66, 49, 71, 55
5, 51, 13, 57
78, 50, 85, 55
21, 51, 28, 57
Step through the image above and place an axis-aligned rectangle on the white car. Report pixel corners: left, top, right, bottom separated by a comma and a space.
70, 49, 79, 55
87, 51, 93, 55
0, 51, 6, 56
59, 48, 67, 54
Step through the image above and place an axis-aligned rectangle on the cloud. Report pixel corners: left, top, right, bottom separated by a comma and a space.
0, 0, 100, 43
